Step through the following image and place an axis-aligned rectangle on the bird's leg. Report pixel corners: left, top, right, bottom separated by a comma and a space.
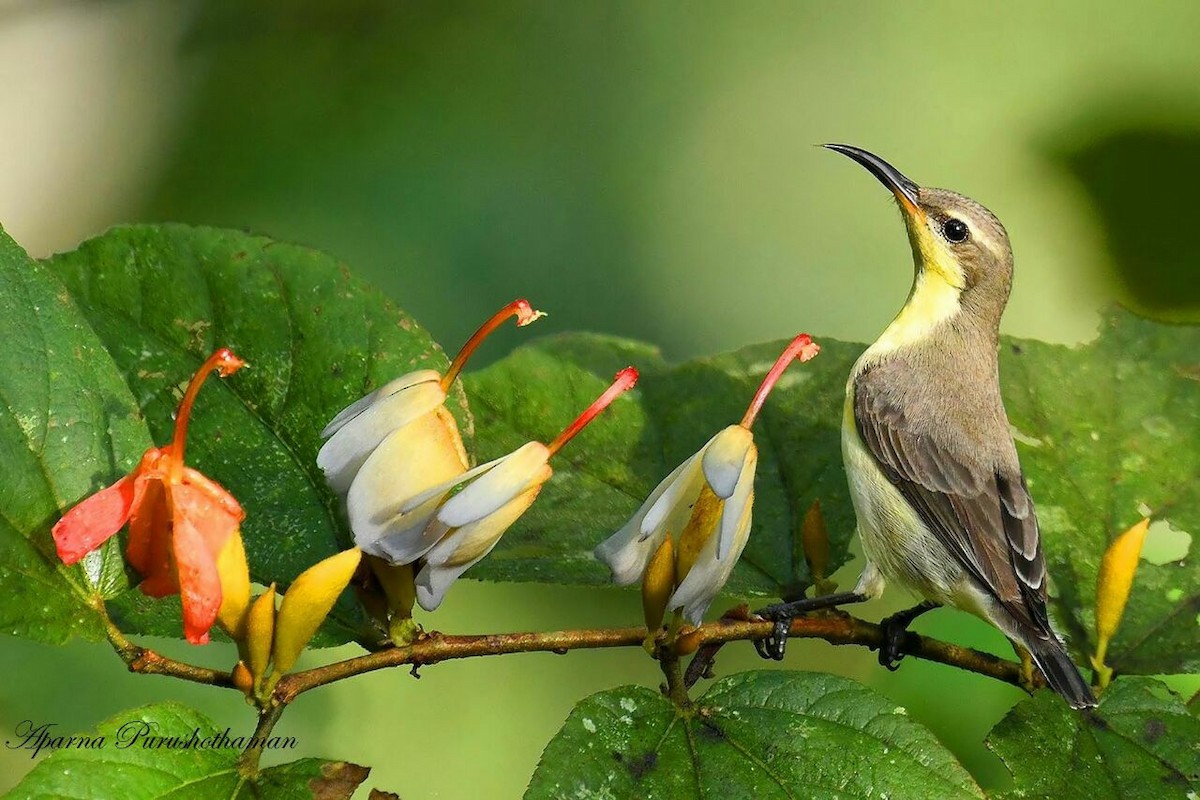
876, 600, 939, 670
752, 591, 868, 661
1009, 640, 1037, 692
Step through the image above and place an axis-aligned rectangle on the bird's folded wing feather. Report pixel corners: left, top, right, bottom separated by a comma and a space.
853, 367, 1050, 635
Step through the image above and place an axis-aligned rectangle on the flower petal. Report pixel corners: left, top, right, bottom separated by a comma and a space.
701, 425, 754, 499
669, 488, 754, 626
171, 505, 224, 644
172, 481, 241, 557
436, 442, 550, 529
416, 486, 542, 611
717, 443, 757, 561
318, 378, 447, 494
346, 408, 471, 556
319, 369, 442, 438
52, 474, 136, 565
128, 476, 174, 594
594, 453, 701, 585
638, 450, 706, 539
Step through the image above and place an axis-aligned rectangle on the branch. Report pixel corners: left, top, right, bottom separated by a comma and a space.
274, 608, 1040, 703
238, 702, 287, 776
103, 618, 234, 689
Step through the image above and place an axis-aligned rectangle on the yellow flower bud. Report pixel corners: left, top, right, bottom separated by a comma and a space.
273, 548, 363, 675
231, 660, 254, 697
368, 556, 417, 621
215, 529, 251, 639
246, 584, 276, 685
642, 536, 677, 633
1092, 517, 1149, 686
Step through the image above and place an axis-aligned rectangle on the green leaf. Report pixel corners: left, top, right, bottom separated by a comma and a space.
986, 677, 1200, 799
0, 225, 151, 644
526, 670, 981, 799
4, 702, 368, 799
1000, 308, 1200, 674
44, 224, 464, 644
466, 333, 862, 599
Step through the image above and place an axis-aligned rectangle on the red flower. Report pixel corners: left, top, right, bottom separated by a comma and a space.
53, 348, 247, 644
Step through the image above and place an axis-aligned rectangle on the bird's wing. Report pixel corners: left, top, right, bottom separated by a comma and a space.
853, 366, 1050, 634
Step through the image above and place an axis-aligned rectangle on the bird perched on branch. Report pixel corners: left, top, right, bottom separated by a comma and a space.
757, 144, 1096, 709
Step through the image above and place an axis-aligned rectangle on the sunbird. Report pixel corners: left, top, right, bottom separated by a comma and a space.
757, 144, 1096, 709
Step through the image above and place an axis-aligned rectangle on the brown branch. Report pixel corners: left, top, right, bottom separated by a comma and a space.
237, 702, 287, 777
274, 609, 1039, 704
104, 618, 234, 689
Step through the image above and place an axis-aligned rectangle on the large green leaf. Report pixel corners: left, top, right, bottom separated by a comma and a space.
44, 224, 464, 643
526, 670, 981, 799
986, 677, 1200, 799
0, 225, 150, 643
466, 334, 862, 599
1001, 308, 1200, 674
4, 702, 368, 799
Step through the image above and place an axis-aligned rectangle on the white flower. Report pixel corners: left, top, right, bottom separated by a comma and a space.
317, 298, 545, 548
595, 424, 757, 625
594, 333, 820, 627
337, 366, 638, 611
317, 370, 450, 494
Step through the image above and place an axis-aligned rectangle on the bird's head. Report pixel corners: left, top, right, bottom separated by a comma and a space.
824, 143, 1014, 328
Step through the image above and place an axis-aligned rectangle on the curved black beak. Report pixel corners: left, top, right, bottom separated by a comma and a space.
822, 143, 922, 216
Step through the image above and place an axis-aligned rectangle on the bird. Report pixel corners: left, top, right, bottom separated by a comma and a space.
755, 144, 1096, 709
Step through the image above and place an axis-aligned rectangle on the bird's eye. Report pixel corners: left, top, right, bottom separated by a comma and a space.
942, 218, 969, 243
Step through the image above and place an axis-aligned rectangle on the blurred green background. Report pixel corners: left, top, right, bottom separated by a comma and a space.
1, 1, 1198, 797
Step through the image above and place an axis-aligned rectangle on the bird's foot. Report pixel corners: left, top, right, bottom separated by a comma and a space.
876, 601, 939, 671
752, 591, 868, 661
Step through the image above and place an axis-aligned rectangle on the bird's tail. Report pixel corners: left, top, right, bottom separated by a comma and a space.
1025, 635, 1097, 709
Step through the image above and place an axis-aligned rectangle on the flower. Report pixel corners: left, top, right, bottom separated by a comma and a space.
594, 334, 820, 627
317, 299, 544, 495
52, 348, 247, 644
358, 368, 639, 611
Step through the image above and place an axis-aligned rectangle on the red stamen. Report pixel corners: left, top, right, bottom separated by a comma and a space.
440, 299, 546, 391
739, 334, 820, 429
546, 367, 638, 457
170, 348, 247, 480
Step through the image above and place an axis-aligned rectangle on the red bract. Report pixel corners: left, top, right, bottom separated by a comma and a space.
52, 348, 247, 644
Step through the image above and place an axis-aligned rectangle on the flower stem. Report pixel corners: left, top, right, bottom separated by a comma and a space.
740, 333, 820, 429
440, 299, 545, 391
546, 367, 638, 456
170, 348, 246, 478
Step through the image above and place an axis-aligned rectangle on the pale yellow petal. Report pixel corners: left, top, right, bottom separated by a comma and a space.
346, 409, 469, 553
701, 425, 754, 499
436, 442, 550, 528
716, 443, 757, 561
670, 488, 753, 625
318, 377, 446, 494
416, 486, 542, 611
594, 455, 698, 584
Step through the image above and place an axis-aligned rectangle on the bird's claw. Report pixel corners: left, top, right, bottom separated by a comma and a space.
754, 616, 790, 661
876, 604, 933, 671
878, 620, 908, 670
